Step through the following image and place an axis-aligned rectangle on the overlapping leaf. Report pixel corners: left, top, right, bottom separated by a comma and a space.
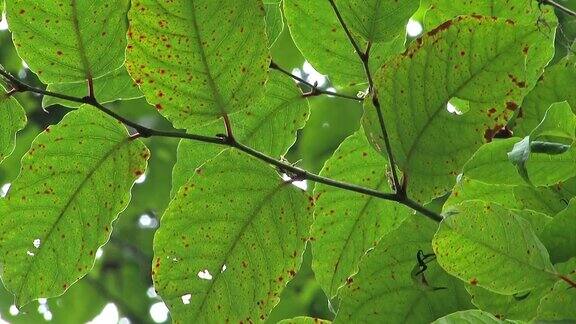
6, 0, 129, 83
126, 0, 270, 129
536, 258, 576, 321
153, 150, 311, 323
284, 0, 409, 87
514, 182, 576, 216
264, 0, 284, 47
336, 217, 472, 323
337, 0, 418, 43
443, 176, 517, 211
541, 199, 576, 263
0, 86, 26, 163
432, 310, 502, 324
171, 70, 309, 194
466, 283, 550, 321
515, 55, 576, 136
0, 106, 148, 306
311, 130, 411, 298
43, 67, 143, 108
433, 201, 556, 294
363, 15, 555, 203
463, 138, 576, 186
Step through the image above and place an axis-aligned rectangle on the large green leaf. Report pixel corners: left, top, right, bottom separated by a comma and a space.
433, 201, 556, 294
0, 87, 26, 163
126, 0, 270, 129
0, 106, 148, 305
335, 217, 472, 323
284, 0, 408, 87
6, 0, 129, 83
311, 129, 411, 298
463, 138, 576, 186
364, 15, 555, 203
43, 67, 143, 109
515, 55, 576, 136
171, 70, 310, 195
153, 149, 311, 323
432, 310, 501, 324
425, 0, 552, 29
541, 199, 576, 263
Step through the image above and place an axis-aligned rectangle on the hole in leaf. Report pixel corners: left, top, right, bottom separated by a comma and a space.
446, 97, 469, 115
197, 269, 213, 280
181, 294, 192, 305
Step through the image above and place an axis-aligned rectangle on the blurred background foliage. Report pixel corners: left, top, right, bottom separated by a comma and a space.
0, 0, 575, 323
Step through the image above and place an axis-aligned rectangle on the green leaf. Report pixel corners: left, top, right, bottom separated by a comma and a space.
125, 0, 271, 129
432, 310, 502, 324
0, 106, 149, 305
536, 258, 576, 321
284, 0, 407, 87
433, 201, 556, 294
514, 184, 574, 216
264, 0, 284, 47
337, 0, 418, 43
443, 176, 518, 211
511, 209, 552, 236
0, 87, 27, 164
541, 199, 576, 263
531, 102, 576, 142
364, 15, 555, 203
6, 0, 129, 83
171, 70, 310, 195
425, 0, 552, 29
42, 67, 143, 109
335, 217, 472, 323
278, 317, 331, 324
466, 283, 550, 322
311, 129, 412, 298
464, 138, 576, 186
515, 56, 576, 136
153, 149, 311, 323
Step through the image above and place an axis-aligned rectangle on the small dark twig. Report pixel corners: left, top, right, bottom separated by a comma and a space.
539, 0, 576, 17
269, 61, 363, 101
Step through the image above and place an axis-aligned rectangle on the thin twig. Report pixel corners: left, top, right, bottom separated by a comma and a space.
270, 61, 363, 101
540, 0, 576, 17
326, 0, 403, 194
0, 68, 443, 223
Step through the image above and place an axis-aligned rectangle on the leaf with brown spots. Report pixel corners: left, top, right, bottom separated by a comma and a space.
153, 149, 310, 323
0, 106, 148, 306
6, 0, 129, 83
125, 0, 271, 130
364, 15, 556, 203
433, 201, 557, 295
